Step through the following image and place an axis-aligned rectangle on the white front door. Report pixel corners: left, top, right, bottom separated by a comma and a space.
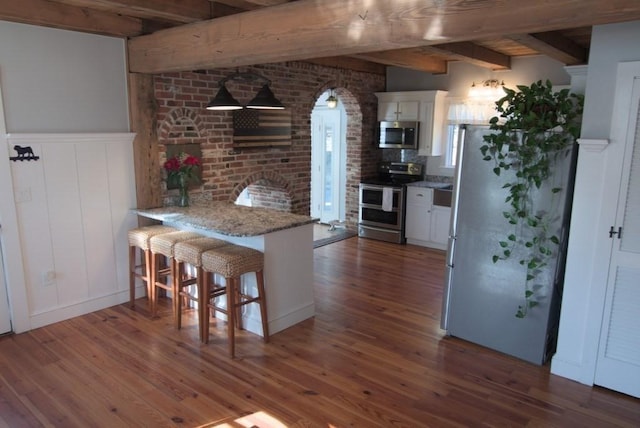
594, 65, 640, 398
311, 106, 343, 224
0, 227, 12, 335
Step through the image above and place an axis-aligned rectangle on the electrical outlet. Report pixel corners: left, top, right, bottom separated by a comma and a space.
14, 187, 32, 203
42, 270, 56, 287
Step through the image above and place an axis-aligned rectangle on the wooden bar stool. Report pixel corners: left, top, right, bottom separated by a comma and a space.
149, 230, 203, 319
173, 237, 229, 341
128, 225, 177, 309
201, 245, 268, 358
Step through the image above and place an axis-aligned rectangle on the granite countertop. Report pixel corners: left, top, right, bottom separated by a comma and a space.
406, 181, 453, 189
135, 202, 316, 237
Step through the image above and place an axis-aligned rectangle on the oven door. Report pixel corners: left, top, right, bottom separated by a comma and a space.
358, 184, 403, 230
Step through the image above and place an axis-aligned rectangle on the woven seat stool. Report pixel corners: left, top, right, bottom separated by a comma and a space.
201, 244, 268, 358
149, 230, 203, 320
128, 225, 178, 309
174, 237, 229, 341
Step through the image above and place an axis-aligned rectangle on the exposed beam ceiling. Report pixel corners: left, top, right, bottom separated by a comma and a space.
0, 0, 638, 75
508, 32, 588, 65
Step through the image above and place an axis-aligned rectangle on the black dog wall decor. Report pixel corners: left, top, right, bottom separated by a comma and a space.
9, 145, 39, 162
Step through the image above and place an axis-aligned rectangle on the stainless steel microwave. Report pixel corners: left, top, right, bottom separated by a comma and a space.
378, 121, 419, 149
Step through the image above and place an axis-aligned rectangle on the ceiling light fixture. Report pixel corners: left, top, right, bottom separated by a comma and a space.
206, 71, 285, 111
469, 79, 505, 100
326, 89, 338, 109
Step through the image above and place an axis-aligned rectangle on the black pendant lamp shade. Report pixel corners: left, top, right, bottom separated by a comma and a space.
206, 71, 285, 111
247, 84, 285, 110
206, 85, 243, 110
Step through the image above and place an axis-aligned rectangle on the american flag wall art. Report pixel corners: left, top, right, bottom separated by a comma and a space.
233, 109, 292, 148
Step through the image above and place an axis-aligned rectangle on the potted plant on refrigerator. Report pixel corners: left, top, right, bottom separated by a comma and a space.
479, 80, 584, 317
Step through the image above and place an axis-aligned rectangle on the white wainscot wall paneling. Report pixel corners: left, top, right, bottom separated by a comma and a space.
6, 133, 137, 330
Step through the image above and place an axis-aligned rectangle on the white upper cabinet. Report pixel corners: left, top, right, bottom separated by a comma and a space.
375, 90, 448, 156
377, 100, 420, 121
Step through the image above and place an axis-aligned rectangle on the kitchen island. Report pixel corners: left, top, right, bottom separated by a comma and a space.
136, 202, 316, 336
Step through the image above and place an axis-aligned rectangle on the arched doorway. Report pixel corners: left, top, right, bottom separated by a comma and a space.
311, 89, 347, 224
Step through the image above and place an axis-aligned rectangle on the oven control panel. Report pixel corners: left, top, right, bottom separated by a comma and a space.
378, 161, 423, 177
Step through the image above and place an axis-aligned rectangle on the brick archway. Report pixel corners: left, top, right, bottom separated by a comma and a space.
158, 107, 207, 141
309, 85, 365, 227
229, 170, 294, 212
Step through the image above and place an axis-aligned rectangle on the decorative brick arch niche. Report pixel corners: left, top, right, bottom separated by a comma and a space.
158, 107, 206, 142
230, 171, 293, 212
157, 107, 209, 205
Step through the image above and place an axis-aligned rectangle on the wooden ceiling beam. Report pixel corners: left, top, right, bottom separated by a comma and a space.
425, 42, 511, 70
0, 0, 142, 37
304, 57, 386, 75
48, 0, 212, 24
210, 2, 246, 18
128, 0, 640, 74
509, 31, 588, 65
353, 48, 448, 74
209, 0, 292, 10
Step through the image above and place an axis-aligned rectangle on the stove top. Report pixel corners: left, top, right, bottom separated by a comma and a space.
361, 161, 424, 186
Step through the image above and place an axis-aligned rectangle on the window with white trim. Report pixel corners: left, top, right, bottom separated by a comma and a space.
444, 98, 498, 167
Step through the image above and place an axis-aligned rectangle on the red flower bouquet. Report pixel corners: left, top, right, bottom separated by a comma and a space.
163, 152, 201, 206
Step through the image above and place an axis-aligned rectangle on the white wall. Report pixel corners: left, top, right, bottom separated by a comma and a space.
7, 134, 137, 330
551, 20, 640, 385
0, 20, 129, 133
386, 56, 572, 177
0, 21, 132, 333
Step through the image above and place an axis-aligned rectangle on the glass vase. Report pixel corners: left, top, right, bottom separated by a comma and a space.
178, 175, 189, 207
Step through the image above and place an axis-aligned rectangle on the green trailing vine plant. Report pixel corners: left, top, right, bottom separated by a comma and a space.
479, 80, 584, 318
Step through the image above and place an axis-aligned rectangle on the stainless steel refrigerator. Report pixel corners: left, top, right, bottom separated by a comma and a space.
440, 125, 576, 365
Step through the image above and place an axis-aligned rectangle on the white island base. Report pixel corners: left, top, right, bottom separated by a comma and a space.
136, 204, 315, 338
186, 223, 315, 337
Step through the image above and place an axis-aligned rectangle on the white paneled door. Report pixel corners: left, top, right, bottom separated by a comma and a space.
594, 63, 640, 398
0, 231, 12, 334
311, 106, 343, 224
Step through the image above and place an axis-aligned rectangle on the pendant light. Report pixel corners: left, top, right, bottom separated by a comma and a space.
247, 84, 285, 110
326, 89, 338, 109
206, 71, 285, 111
206, 85, 243, 110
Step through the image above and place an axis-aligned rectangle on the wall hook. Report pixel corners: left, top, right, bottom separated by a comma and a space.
9, 145, 40, 162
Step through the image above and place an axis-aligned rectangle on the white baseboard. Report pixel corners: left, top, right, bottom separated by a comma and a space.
29, 289, 131, 330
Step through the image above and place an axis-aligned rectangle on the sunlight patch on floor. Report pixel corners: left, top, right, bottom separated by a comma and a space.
201, 410, 287, 427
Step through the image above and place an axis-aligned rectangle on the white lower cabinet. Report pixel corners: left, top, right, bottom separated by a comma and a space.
405, 186, 450, 249
429, 206, 451, 250
405, 187, 432, 243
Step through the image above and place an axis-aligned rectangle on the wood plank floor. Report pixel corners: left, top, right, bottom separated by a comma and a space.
1, 237, 639, 427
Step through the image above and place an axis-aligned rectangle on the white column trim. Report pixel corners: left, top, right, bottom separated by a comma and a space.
564, 64, 588, 78
577, 138, 609, 153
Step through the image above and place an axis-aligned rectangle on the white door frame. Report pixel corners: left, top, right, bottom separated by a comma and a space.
311, 96, 346, 224
0, 75, 30, 334
0, 240, 11, 334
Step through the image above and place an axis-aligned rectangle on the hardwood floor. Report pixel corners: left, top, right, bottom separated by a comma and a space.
1, 237, 638, 427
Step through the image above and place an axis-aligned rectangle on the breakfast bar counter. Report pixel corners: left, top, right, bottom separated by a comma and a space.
136, 202, 316, 336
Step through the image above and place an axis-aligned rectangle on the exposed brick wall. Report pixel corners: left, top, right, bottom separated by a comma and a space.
244, 180, 292, 212
154, 61, 385, 227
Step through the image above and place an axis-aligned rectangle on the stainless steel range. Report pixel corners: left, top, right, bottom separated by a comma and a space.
358, 162, 423, 243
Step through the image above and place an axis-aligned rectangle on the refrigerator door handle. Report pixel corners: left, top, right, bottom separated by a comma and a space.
446, 235, 456, 268
441, 263, 453, 331
441, 234, 456, 330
